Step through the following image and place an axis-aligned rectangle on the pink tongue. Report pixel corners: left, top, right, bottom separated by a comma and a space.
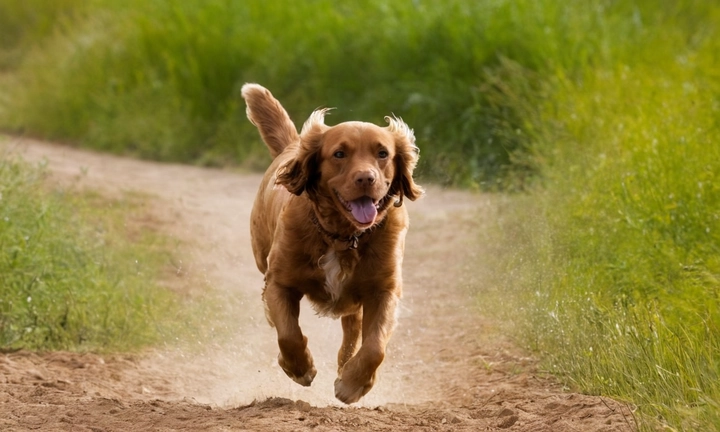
349, 197, 377, 224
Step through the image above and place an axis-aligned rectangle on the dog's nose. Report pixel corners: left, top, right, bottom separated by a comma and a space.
354, 170, 376, 187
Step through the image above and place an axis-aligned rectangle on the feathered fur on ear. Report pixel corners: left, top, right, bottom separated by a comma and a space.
386, 115, 424, 203
276, 108, 332, 197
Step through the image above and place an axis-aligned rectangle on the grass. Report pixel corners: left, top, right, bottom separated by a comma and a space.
2, 0, 720, 429
484, 6, 720, 429
0, 0, 86, 70
0, 149, 197, 351
0, 0, 665, 187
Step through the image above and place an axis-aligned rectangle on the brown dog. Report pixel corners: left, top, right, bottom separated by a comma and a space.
241, 84, 422, 404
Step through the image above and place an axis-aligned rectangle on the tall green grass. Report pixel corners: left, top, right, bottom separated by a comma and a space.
0, 0, 669, 186
486, 4, 720, 430
0, 0, 86, 70
0, 152, 189, 351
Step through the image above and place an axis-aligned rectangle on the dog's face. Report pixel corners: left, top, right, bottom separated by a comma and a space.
319, 122, 398, 228
277, 110, 422, 229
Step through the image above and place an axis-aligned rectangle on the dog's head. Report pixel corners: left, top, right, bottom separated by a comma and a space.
277, 109, 423, 229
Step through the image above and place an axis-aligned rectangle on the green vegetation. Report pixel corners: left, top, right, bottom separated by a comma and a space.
0, 153, 188, 351
482, 4, 720, 431
0, 0, 85, 70
498, 66, 720, 430
2, 0, 720, 429
0, 0, 653, 186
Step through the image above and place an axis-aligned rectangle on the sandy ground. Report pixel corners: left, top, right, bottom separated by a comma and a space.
0, 138, 637, 431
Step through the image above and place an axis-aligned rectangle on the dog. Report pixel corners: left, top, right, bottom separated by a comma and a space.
241, 83, 423, 404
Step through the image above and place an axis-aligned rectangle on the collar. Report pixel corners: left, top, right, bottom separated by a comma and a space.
309, 192, 400, 251
310, 211, 386, 250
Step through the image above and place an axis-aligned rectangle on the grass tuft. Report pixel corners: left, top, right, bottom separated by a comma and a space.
0, 151, 196, 351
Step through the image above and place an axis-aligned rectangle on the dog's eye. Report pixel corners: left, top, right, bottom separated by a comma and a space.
333, 150, 345, 159
378, 150, 389, 159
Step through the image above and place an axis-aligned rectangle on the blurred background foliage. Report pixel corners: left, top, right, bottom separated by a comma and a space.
0, 0, 691, 188
2, 0, 720, 429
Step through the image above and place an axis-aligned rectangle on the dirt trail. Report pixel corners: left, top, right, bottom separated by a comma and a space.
0, 138, 635, 431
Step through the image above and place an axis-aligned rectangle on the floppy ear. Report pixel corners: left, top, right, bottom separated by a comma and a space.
276, 108, 331, 197
386, 115, 424, 203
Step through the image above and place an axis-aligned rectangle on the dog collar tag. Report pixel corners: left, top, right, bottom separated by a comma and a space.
348, 235, 359, 250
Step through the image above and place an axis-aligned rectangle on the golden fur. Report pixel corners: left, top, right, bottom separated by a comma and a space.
241, 83, 422, 404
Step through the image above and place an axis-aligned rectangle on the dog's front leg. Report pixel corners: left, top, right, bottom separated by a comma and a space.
334, 290, 398, 403
264, 281, 317, 386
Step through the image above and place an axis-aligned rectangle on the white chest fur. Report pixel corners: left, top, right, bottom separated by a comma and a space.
319, 248, 347, 302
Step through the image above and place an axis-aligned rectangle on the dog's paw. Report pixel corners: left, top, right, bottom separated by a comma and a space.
334, 375, 374, 404
288, 365, 317, 387
278, 353, 317, 387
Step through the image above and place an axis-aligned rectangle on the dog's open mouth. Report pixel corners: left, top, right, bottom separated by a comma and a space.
335, 191, 385, 225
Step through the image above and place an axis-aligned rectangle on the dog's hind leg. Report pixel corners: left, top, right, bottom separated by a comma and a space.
334, 291, 399, 403
337, 309, 363, 375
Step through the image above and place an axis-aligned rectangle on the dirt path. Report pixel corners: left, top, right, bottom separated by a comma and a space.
0, 138, 635, 431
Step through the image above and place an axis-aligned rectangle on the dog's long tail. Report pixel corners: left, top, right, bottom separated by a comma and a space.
241, 83, 299, 159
